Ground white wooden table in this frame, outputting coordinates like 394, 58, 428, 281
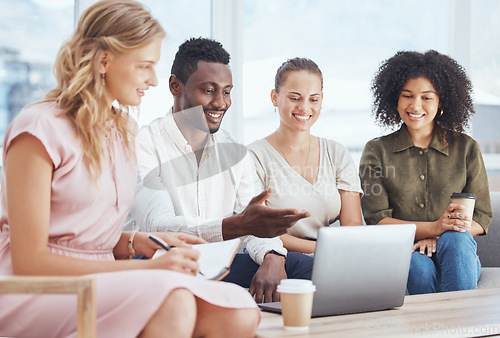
257, 288, 500, 337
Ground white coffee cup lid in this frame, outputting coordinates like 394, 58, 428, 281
277, 279, 316, 294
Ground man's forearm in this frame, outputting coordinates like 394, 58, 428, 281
221, 213, 246, 240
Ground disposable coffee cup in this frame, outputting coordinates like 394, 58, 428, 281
277, 279, 316, 331
450, 193, 476, 226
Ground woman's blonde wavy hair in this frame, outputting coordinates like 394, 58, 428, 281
45, 0, 165, 179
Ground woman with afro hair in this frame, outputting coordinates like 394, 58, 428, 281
359, 50, 492, 295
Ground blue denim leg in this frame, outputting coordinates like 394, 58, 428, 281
222, 254, 260, 288
435, 230, 481, 292
283, 252, 314, 280
407, 251, 438, 295
222, 252, 314, 288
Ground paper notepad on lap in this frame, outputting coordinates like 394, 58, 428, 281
152, 238, 241, 281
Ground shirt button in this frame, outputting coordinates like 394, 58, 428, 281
419, 203, 425, 209
419, 150, 424, 155
419, 175, 425, 181
185, 145, 192, 152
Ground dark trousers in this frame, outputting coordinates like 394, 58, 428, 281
222, 252, 314, 288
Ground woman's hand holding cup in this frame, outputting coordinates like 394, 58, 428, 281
434, 193, 476, 235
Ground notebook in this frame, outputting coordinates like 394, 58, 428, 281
153, 238, 240, 281
259, 224, 416, 317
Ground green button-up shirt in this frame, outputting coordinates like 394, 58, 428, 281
359, 124, 492, 233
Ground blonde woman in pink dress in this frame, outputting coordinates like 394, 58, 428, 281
0, 1, 259, 337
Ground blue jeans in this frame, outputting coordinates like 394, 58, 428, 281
407, 230, 481, 295
222, 252, 314, 288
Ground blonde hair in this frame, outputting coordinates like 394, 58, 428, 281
45, 0, 165, 178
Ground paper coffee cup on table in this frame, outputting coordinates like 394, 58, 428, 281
450, 193, 476, 226
277, 279, 316, 331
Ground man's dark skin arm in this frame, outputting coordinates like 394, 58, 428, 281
222, 187, 310, 303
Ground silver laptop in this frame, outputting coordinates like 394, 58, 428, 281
259, 224, 416, 317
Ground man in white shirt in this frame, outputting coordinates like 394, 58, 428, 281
129, 38, 314, 303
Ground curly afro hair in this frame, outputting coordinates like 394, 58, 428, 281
371, 50, 474, 140
171, 37, 230, 84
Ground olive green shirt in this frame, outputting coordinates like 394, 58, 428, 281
359, 125, 492, 233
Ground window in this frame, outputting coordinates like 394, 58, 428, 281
0, 0, 74, 141
470, 0, 500, 191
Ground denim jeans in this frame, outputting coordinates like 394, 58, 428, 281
406, 230, 481, 295
222, 252, 314, 288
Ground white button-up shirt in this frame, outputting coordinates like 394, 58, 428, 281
128, 109, 286, 264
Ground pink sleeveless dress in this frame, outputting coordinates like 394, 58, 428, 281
0, 102, 258, 338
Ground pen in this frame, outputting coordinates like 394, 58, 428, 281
149, 234, 205, 276
148, 234, 171, 251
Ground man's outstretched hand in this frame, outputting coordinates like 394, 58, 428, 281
222, 187, 310, 239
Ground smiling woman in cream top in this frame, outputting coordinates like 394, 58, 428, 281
248, 57, 363, 254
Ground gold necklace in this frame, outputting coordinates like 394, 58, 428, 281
275, 130, 311, 176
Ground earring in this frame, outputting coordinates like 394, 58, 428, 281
439, 108, 444, 117
100, 72, 106, 86
274, 107, 276, 113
